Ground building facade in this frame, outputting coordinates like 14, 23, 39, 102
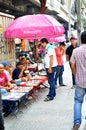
0, 0, 83, 64
45, 0, 76, 38
0, 12, 15, 66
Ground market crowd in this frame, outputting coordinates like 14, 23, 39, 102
0, 31, 86, 130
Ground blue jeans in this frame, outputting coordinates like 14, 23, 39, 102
46, 67, 56, 99
59, 65, 64, 85
74, 85, 86, 125
55, 66, 61, 85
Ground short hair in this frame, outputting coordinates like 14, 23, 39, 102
59, 42, 66, 46
70, 37, 76, 41
81, 31, 86, 44
16, 62, 23, 66
40, 38, 48, 43
20, 57, 26, 61
17, 54, 23, 58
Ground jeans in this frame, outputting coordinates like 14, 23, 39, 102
74, 85, 86, 125
55, 66, 61, 85
55, 65, 64, 85
59, 65, 64, 85
46, 67, 56, 99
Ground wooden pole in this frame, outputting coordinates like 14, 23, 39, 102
40, 0, 47, 14
33, 38, 38, 62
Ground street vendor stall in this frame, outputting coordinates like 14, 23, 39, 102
4, 14, 65, 62
2, 75, 48, 117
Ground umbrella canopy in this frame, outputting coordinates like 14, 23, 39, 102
28, 35, 66, 43
48, 35, 66, 42
4, 14, 65, 39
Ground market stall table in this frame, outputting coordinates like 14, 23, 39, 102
30, 76, 48, 88
28, 63, 37, 72
11, 86, 33, 93
26, 76, 48, 98
11, 86, 33, 109
2, 92, 26, 118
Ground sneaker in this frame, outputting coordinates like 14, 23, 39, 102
44, 97, 53, 102
59, 84, 66, 87
4, 111, 11, 117
72, 124, 80, 130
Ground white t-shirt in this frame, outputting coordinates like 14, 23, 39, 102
44, 44, 57, 68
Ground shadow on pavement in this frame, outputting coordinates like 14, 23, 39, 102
83, 124, 86, 130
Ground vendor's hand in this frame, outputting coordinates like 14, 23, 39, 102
9, 66, 12, 72
5, 86, 12, 92
22, 66, 26, 71
21, 77, 27, 82
27, 76, 31, 81
48, 68, 52, 73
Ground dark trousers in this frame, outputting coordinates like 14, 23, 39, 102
0, 91, 4, 130
55, 65, 64, 85
69, 63, 76, 86
0, 110, 4, 130
59, 65, 64, 85
46, 67, 56, 99
72, 73, 76, 85
55, 66, 61, 85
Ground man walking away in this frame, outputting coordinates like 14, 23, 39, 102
70, 31, 86, 130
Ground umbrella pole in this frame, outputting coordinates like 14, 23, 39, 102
33, 38, 38, 62
33, 39, 42, 75
33, 39, 39, 74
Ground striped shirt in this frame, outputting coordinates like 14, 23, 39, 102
70, 44, 86, 88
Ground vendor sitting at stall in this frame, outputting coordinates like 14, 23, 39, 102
1, 61, 15, 84
0, 64, 12, 92
20, 57, 29, 70
16, 53, 23, 63
12, 61, 28, 82
26, 52, 35, 64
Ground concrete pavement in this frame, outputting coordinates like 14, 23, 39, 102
4, 61, 86, 130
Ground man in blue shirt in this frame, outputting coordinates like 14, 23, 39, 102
12, 62, 25, 80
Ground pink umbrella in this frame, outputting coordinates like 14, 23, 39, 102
28, 35, 66, 43
4, 14, 65, 38
48, 35, 66, 42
